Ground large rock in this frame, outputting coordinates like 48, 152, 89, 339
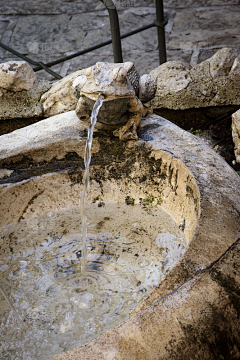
0, 60, 51, 120
0, 61, 36, 96
41, 69, 87, 117
232, 109, 240, 163
0, 80, 51, 120
149, 48, 240, 110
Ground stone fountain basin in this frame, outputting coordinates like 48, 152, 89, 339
0, 112, 240, 359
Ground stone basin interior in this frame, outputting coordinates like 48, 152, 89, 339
0, 136, 199, 360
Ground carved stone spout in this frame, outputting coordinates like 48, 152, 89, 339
73, 62, 156, 141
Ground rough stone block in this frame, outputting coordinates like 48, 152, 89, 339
149, 48, 240, 110
232, 109, 240, 163
0, 80, 51, 120
0, 61, 36, 96
41, 69, 87, 117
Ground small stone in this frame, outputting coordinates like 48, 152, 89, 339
0, 61, 37, 94
232, 109, 240, 163
139, 74, 157, 103
209, 47, 237, 78
0, 169, 14, 179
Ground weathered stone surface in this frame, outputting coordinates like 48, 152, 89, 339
150, 60, 191, 96
232, 109, 240, 163
149, 48, 240, 110
0, 111, 88, 164
41, 69, 87, 117
168, 6, 240, 65
0, 79, 51, 120
0, 0, 155, 15
0, 0, 238, 16
0, 61, 36, 96
164, 0, 239, 6
1, 112, 239, 359
209, 46, 237, 77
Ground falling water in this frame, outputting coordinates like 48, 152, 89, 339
79, 95, 104, 273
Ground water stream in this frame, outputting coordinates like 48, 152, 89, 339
80, 95, 104, 273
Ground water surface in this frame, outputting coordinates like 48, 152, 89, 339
0, 202, 186, 359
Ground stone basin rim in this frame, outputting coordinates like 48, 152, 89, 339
0, 112, 240, 359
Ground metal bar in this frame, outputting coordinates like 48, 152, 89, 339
33, 22, 156, 72
155, 0, 167, 64
0, 0, 167, 76
100, 0, 123, 63
120, 22, 156, 40
0, 42, 62, 79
